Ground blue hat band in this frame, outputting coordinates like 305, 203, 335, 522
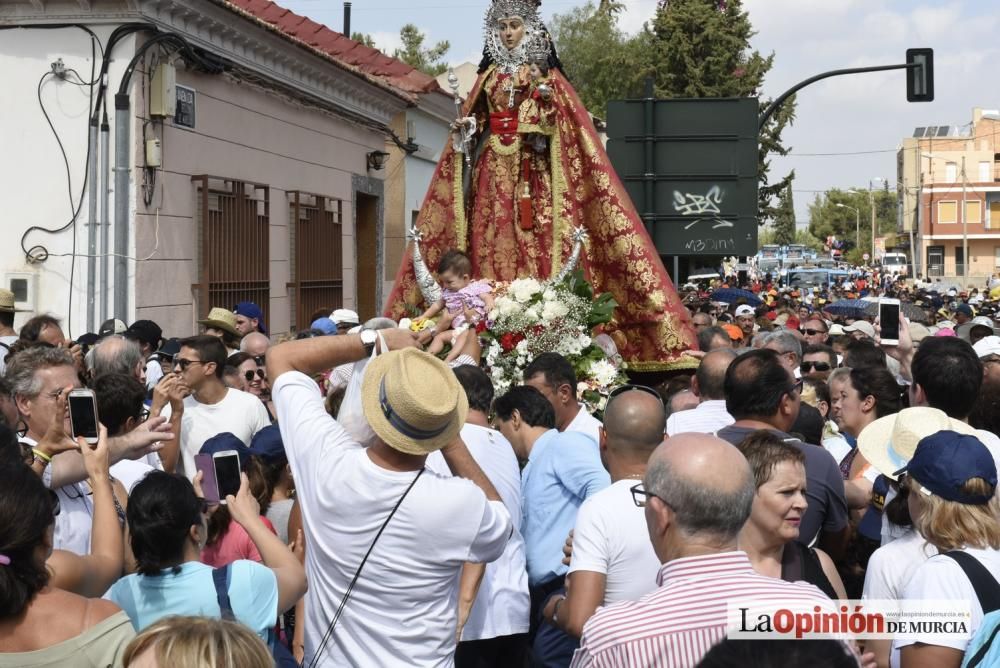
379, 378, 450, 441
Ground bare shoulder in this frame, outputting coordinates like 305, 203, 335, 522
84, 596, 125, 626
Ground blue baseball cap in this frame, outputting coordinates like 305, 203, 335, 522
310, 317, 338, 335
199, 432, 251, 469
895, 430, 997, 504
233, 302, 267, 335
248, 425, 287, 463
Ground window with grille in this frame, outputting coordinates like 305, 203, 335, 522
288, 191, 343, 331
192, 176, 270, 324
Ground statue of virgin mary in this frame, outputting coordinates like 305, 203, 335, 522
385, 0, 697, 370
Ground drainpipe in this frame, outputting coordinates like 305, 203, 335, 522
86, 119, 98, 332
114, 93, 130, 318
100, 110, 111, 321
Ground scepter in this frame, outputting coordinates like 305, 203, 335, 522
447, 69, 474, 167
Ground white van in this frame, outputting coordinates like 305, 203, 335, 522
881, 252, 908, 277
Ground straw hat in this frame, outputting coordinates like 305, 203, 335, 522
198, 307, 240, 338
857, 407, 976, 480
361, 347, 467, 455
0, 289, 25, 313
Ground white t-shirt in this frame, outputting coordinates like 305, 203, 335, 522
161, 388, 270, 477
110, 456, 160, 493
665, 399, 734, 437
895, 546, 1000, 654
426, 424, 530, 641
145, 358, 164, 391
565, 404, 602, 446
21, 435, 94, 556
273, 371, 511, 667
568, 479, 661, 605
863, 530, 937, 668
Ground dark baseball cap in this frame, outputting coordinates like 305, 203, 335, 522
199, 432, 251, 468
248, 425, 286, 463
956, 303, 974, 317
125, 320, 163, 348
894, 430, 998, 504
234, 302, 267, 335
99, 318, 127, 338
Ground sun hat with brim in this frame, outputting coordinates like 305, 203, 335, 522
361, 347, 468, 456
895, 430, 997, 504
844, 321, 875, 338
857, 407, 976, 481
0, 289, 28, 313
198, 307, 241, 338
957, 316, 999, 341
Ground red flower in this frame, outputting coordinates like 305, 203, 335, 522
500, 333, 517, 352
475, 320, 488, 334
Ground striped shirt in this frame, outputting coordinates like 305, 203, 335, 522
570, 551, 831, 667
665, 400, 734, 437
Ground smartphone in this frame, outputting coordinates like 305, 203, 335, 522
68, 388, 100, 445
194, 454, 220, 504
213, 450, 242, 502
879, 298, 901, 346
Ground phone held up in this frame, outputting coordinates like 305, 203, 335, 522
68, 388, 100, 445
195, 450, 242, 505
878, 298, 901, 346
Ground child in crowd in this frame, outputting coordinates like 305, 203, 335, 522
416, 250, 493, 363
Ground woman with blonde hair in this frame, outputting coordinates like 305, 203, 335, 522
122, 615, 271, 668
895, 430, 1000, 668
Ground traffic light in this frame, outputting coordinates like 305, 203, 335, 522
906, 48, 934, 102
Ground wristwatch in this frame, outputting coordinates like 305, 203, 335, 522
360, 329, 377, 356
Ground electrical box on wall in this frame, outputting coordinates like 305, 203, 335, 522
175, 85, 196, 128
5, 273, 37, 313
150, 62, 177, 118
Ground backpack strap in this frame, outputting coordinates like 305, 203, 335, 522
212, 565, 236, 621
942, 551, 1000, 614
967, 620, 1000, 668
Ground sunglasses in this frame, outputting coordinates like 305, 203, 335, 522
785, 379, 804, 397
800, 361, 832, 372
172, 356, 207, 370
244, 369, 266, 383
800, 328, 827, 336
608, 384, 664, 407
630, 482, 673, 509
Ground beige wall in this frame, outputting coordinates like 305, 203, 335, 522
132, 65, 387, 338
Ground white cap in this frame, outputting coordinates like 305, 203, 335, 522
734, 305, 756, 317
844, 321, 876, 338
330, 308, 360, 325
828, 323, 846, 336
973, 335, 1000, 358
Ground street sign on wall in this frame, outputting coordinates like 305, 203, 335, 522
606, 97, 759, 256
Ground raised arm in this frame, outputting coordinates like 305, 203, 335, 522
267, 328, 419, 381
227, 473, 307, 615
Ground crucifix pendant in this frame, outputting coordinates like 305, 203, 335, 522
506, 78, 516, 109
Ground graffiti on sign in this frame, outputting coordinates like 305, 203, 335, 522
673, 186, 734, 230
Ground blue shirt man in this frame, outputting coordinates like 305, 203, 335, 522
494, 385, 610, 666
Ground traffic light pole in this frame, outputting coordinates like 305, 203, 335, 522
759, 62, 921, 131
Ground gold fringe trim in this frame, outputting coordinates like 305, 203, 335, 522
550, 128, 567, 276
628, 356, 701, 372
453, 152, 467, 251
489, 133, 522, 156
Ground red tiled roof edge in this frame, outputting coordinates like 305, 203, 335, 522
217, 0, 444, 100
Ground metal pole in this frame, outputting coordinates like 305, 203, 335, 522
962, 156, 968, 286
114, 93, 131, 318
870, 187, 876, 262
86, 121, 98, 333
855, 209, 860, 251
100, 114, 111, 321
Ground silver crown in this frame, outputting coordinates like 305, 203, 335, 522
483, 0, 545, 74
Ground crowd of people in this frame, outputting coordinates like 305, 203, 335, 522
0, 268, 998, 668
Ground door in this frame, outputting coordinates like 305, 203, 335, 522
927, 246, 944, 277
355, 193, 378, 321
990, 201, 1000, 229
955, 246, 965, 277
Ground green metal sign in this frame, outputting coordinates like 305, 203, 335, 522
606, 97, 759, 256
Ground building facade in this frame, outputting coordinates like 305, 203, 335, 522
898, 108, 1000, 284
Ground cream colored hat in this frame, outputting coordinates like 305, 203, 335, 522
857, 406, 976, 480
361, 347, 467, 455
0, 289, 20, 313
198, 307, 240, 338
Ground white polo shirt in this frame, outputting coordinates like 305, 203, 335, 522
565, 404, 602, 446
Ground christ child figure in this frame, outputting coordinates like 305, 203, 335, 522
417, 249, 494, 362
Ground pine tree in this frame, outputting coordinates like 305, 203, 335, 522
642, 0, 795, 225
773, 184, 795, 246
393, 25, 450, 77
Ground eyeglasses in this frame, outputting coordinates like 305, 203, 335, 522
800, 328, 827, 336
195, 497, 210, 514
172, 356, 206, 371
253, 355, 265, 367
630, 482, 671, 509
785, 379, 804, 397
800, 361, 832, 372
139, 406, 151, 423
244, 369, 266, 383
608, 384, 664, 407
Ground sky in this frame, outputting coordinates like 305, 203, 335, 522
281, 0, 997, 226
